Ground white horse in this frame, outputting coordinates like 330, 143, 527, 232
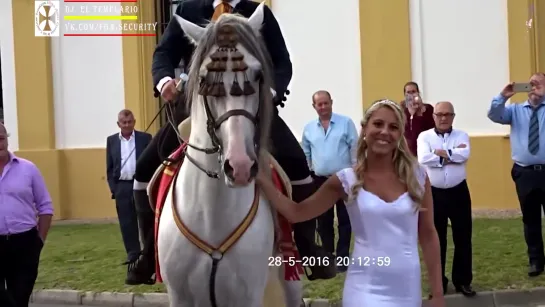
156, 4, 303, 307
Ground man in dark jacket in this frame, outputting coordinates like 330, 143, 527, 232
127, 0, 333, 285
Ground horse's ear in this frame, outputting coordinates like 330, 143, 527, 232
247, 2, 266, 32
174, 15, 205, 45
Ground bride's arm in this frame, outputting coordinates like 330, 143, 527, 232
256, 173, 345, 224
417, 176, 444, 297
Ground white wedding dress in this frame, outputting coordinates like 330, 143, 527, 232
336, 166, 426, 307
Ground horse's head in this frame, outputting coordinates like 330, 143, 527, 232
175, 2, 273, 187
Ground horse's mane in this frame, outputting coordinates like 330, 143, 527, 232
184, 13, 274, 156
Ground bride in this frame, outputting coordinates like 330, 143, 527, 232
256, 99, 445, 307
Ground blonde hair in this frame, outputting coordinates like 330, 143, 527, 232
350, 99, 424, 211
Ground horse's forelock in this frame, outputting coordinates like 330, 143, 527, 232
185, 13, 274, 156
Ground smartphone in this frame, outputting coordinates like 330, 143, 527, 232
512, 82, 532, 92
404, 95, 413, 108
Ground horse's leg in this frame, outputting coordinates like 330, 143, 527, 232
278, 263, 303, 307
166, 284, 192, 307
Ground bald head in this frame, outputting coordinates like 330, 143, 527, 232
433, 101, 455, 132
434, 101, 454, 113
0, 123, 6, 135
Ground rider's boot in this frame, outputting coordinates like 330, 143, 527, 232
290, 181, 337, 280
125, 186, 156, 285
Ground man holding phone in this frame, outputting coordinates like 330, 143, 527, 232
487, 72, 545, 277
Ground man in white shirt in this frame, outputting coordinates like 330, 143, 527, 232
417, 101, 476, 297
106, 109, 152, 281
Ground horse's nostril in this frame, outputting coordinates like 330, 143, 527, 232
223, 159, 234, 180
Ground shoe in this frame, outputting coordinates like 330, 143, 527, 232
121, 253, 140, 266
125, 257, 155, 285
126, 190, 156, 285
455, 285, 476, 297
305, 251, 337, 281
528, 263, 544, 277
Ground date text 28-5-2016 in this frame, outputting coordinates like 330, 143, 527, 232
268, 256, 391, 267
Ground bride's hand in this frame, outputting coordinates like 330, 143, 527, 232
255, 162, 271, 185
255, 168, 267, 185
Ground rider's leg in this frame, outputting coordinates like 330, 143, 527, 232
268, 113, 336, 282
127, 101, 189, 285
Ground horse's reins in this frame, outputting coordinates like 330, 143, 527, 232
182, 93, 260, 179
118, 77, 185, 175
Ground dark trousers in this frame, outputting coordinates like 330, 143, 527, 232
432, 180, 473, 287
511, 163, 545, 266
313, 175, 351, 259
115, 180, 141, 262
133, 101, 189, 272
0, 228, 44, 307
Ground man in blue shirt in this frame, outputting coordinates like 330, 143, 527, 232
302, 90, 358, 272
487, 72, 545, 277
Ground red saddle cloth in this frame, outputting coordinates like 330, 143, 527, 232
152, 144, 303, 283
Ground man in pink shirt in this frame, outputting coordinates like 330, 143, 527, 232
0, 123, 54, 307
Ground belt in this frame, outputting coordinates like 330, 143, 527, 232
518, 164, 545, 171
0, 227, 38, 240
315, 175, 331, 178
118, 179, 134, 182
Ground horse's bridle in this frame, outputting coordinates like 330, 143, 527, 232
183, 92, 261, 179
176, 24, 264, 179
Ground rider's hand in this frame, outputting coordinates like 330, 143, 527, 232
500, 82, 515, 99
161, 79, 178, 102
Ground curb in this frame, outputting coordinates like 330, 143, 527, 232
30, 287, 545, 306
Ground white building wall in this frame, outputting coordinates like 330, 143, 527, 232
0, 0, 19, 151
52, 22, 125, 148
409, 0, 510, 135
272, 0, 363, 140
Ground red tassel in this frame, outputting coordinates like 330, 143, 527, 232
154, 144, 188, 283
271, 167, 303, 281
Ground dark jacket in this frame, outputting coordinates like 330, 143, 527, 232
151, 0, 292, 102
106, 130, 152, 198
